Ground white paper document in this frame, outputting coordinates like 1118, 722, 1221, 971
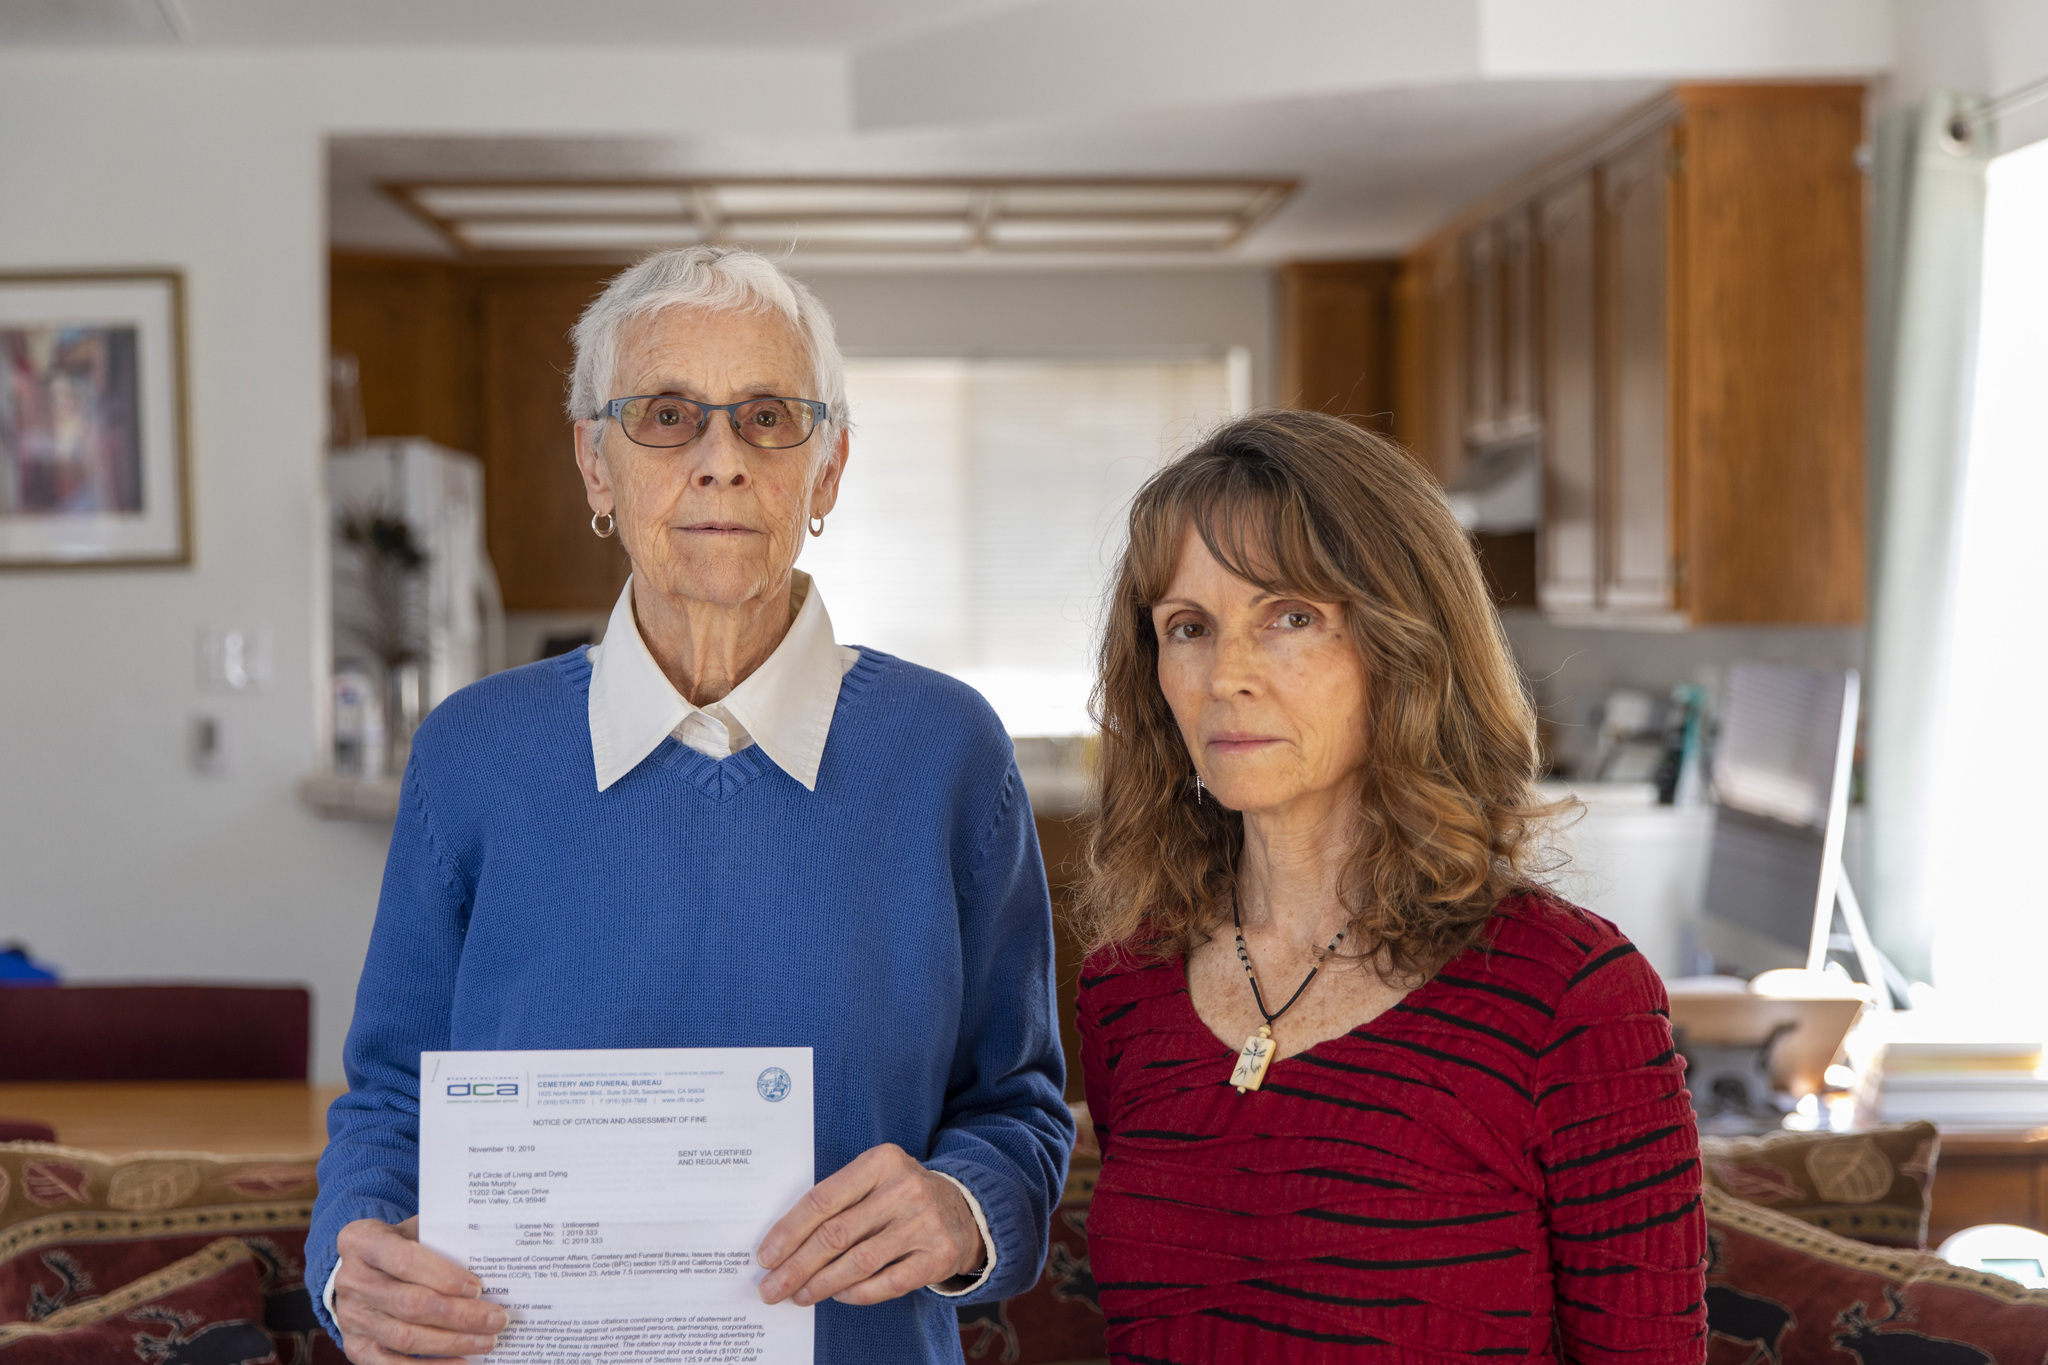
419, 1046, 815, 1365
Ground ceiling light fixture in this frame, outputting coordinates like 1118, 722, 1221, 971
453, 221, 705, 251
415, 187, 693, 218
384, 176, 1297, 260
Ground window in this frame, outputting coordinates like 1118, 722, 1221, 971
800, 354, 1247, 735
1926, 136, 2048, 1026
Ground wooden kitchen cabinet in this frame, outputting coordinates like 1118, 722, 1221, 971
1928, 1132, 2048, 1247
1460, 228, 1497, 442
332, 255, 625, 613
328, 254, 477, 455
1536, 173, 1599, 613
1391, 242, 1466, 486
1290, 252, 1537, 604
1496, 209, 1538, 437
1601, 124, 1676, 616
1277, 260, 1400, 432
474, 270, 632, 612
1398, 84, 1867, 626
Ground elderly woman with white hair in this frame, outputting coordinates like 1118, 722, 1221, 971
308, 247, 1073, 1364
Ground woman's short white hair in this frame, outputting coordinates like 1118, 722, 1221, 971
567, 247, 847, 441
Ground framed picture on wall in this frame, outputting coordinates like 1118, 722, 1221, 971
0, 270, 190, 569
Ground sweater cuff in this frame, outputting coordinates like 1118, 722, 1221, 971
925, 1170, 998, 1298
924, 1153, 1037, 1303
306, 1195, 413, 1342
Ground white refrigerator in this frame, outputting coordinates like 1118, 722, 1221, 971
327, 439, 503, 774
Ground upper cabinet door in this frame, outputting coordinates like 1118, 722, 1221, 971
1496, 207, 1537, 433
1395, 86, 1866, 629
1426, 245, 1466, 487
1600, 124, 1675, 614
1460, 227, 1497, 444
1537, 173, 1598, 614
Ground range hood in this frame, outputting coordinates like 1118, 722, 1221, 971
1444, 440, 1541, 534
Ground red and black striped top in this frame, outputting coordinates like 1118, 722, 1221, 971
1077, 892, 1706, 1363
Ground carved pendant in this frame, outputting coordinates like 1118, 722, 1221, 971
1230, 1026, 1275, 1093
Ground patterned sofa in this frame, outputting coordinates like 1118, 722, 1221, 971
6, 1111, 2044, 1364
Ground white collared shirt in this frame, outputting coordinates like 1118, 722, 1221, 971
588, 570, 860, 792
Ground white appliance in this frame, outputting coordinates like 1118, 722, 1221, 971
328, 439, 503, 713
1537, 781, 1712, 980
1938, 1224, 2048, 1289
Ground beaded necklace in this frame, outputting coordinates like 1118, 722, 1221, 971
1226, 899, 1346, 1094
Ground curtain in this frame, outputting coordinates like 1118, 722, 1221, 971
1923, 137, 2048, 1021
1861, 92, 1992, 982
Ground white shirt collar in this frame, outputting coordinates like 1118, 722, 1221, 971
587, 570, 856, 793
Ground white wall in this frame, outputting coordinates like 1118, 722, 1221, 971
0, 48, 847, 1084
1889, 0, 2048, 149
854, 0, 1891, 129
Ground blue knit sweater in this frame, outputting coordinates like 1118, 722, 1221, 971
308, 647, 1073, 1363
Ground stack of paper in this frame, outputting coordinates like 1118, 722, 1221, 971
1855, 1041, 2048, 1129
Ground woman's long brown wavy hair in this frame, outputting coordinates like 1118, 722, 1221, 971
1074, 409, 1561, 981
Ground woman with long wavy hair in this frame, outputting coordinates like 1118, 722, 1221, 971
1073, 410, 1704, 1363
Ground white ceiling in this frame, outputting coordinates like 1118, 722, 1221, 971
13, 0, 1892, 265
331, 79, 1665, 264
0, 0, 1036, 47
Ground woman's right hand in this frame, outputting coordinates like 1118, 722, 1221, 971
333, 1216, 507, 1363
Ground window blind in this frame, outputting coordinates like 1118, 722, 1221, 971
800, 356, 1238, 735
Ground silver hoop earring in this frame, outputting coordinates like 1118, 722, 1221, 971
808, 514, 825, 537
591, 510, 616, 539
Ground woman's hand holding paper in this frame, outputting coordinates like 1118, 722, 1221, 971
756, 1144, 984, 1308
333, 1216, 507, 1364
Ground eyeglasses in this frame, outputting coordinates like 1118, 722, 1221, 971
600, 395, 830, 451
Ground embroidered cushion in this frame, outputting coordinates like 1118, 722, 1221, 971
1705, 1184, 2048, 1363
0, 1238, 276, 1362
0, 1144, 339, 1363
1701, 1121, 1938, 1247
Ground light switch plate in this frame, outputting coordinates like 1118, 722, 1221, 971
198, 627, 271, 693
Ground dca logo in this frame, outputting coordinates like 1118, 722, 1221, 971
446, 1081, 519, 1099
